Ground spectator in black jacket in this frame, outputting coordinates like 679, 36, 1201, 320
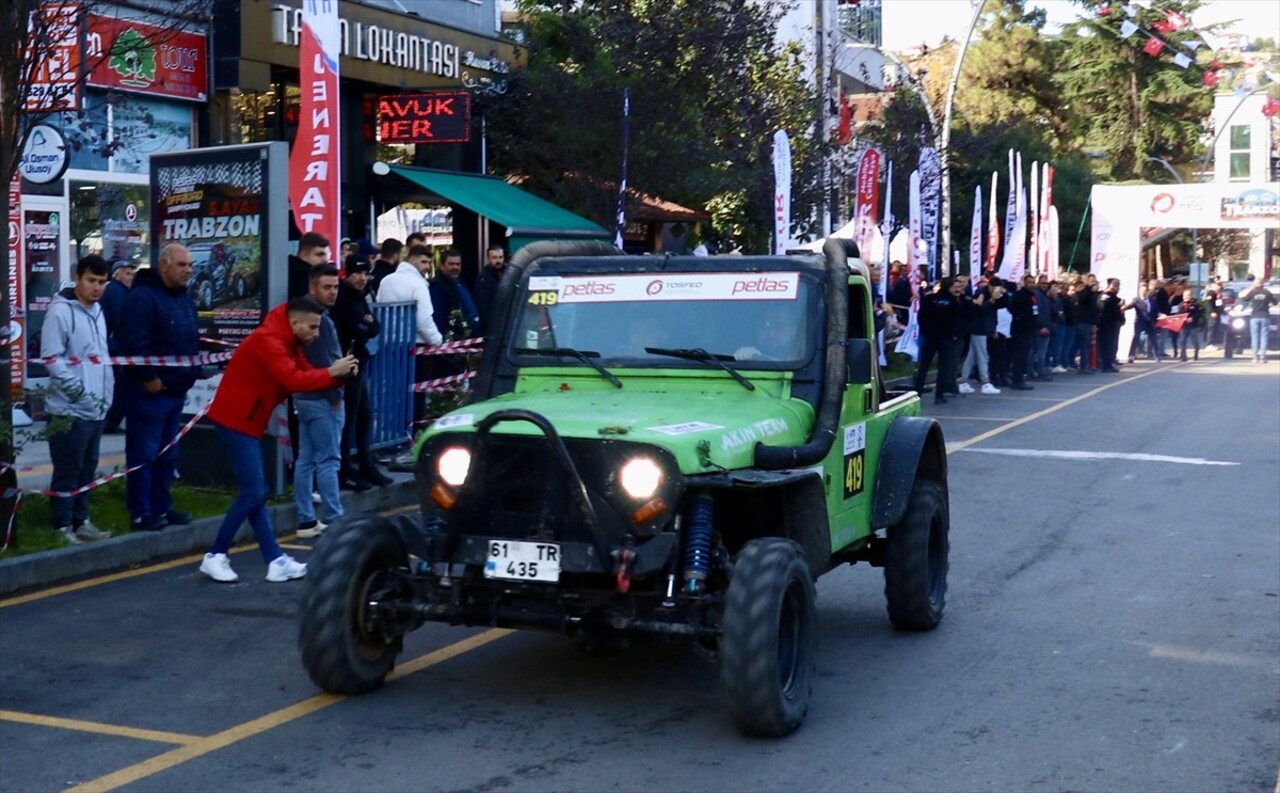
1030, 277, 1054, 380
1096, 278, 1125, 372
369, 237, 402, 297
332, 258, 391, 488
287, 232, 332, 299
100, 261, 133, 434
1073, 275, 1099, 373
1008, 274, 1037, 390
474, 244, 506, 332
913, 277, 965, 404
958, 278, 1008, 395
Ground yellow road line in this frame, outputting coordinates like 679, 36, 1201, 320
66, 629, 512, 793
946, 363, 1177, 454
0, 504, 418, 609
0, 710, 201, 746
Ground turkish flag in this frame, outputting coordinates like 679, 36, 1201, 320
1263, 98, 1280, 118
1203, 70, 1219, 87
1166, 10, 1188, 30
1152, 19, 1173, 34
1143, 37, 1166, 57
1155, 314, 1189, 333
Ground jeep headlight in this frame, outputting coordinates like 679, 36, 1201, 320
619, 457, 663, 499
437, 447, 472, 487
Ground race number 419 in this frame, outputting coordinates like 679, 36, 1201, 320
843, 423, 866, 499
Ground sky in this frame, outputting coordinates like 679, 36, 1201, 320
880, 0, 1280, 52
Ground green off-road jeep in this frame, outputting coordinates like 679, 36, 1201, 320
298, 240, 949, 737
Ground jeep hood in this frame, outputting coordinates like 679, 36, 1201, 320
419, 387, 815, 474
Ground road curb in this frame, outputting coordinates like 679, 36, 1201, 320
0, 479, 418, 596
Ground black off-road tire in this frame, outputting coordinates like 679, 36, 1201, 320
298, 516, 409, 694
720, 538, 817, 738
884, 479, 949, 631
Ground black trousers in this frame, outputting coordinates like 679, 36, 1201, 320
935, 338, 960, 397
1098, 323, 1121, 369
1010, 333, 1031, 383
341, 373, 373, 474
988, 336, 1009, 385
912, 338, 939, 394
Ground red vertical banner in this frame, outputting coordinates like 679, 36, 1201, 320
7, 175, 25, 400
288, 0, 342, 258
854, 147, 880, 255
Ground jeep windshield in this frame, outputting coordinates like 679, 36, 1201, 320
509, 270, 817, 370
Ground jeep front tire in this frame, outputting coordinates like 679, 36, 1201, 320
884, 479, 949, 631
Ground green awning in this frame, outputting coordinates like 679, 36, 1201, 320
388, 165, 609, 241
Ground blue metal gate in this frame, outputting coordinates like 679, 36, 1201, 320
366, 302, 416, 451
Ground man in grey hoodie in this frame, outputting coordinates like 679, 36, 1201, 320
41, 255, 114, 545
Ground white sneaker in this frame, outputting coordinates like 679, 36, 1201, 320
957, 382, 975, 394
981, 383, 1001, 395
74, 522, 111, 542
266, 554, 307, 582
1051, 366, 1068, 374
200, 552, 239, 583
58, 526, 82, 545
296, 519, 328, 539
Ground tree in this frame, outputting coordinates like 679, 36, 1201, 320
481, 0, 825, 253
0, 0, 208, 537
1056, 0, 1214, 181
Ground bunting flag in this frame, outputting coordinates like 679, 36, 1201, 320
1003, 150, 1017, 257
614, 87, 630, 249
1165, 10, 1188, 30
1263, 98, 1280, 118
1120, 19, 1139, 38
1122, 4, 1138, 19
1143, 37, 1166, 57
879, 160, 894, 304
1204, 70, 1219, 87
288, 0, 342, 255
1174, 52, 1192, 68
969, 184, 982, 277
986, 171, 1000, 272
1152, 19, 1173, 34
773, 130, 792, 255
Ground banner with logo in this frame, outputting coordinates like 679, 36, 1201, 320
773, 130, 792, 255
1003, 150, 1018, 253
1028, 161, 1039, 275
854, 147, 881, 256
919, 147, 941, 279
969, 184, 982, 276
288, 0, 342, 250
879, 160, 894, 303
7, 176, 24, 400
86, 14, 208, 101
986, 171, 999, 272
22, 207, 62, 380
151, 146, 281, 348
25, 4, 81, 112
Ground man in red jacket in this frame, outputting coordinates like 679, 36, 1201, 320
199, 297, 358, 583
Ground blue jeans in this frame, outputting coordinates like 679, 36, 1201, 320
294, 399, 345, 523
210, 424, 282, 563
1250, 318, 1270, 357
1058, 326, 1075, 369
47, 416, 104, 529
125, 392, 185, 521
1031, 333, 1050, 376
1047, 325, 1065, 367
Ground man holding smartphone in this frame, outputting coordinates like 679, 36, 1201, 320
294, 265, 346, 538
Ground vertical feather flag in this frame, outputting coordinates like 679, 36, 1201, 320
1003, 150, 1017, 253
614, 87, 630, 250
1047, 204, 1060, 281
1029, 161, 1040, 276
1039, 163, 1054, 276
288, 0, 342, 256
895, 170, 923, 361
969, 185, 982, 277
879, 160, 894, 304
920, 148, 941, 280
773, 130, 792, 255
986, 171, 999, 272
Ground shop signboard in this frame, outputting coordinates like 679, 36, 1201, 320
25, 3, 81, 112
7, 176, 24, 400
86, 14, 209, 102
150, 143, 289, 351
22, 208, 63, 379
378, 91, 470, 144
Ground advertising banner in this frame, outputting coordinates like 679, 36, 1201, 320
773, 130, 792, 255
151, 146, 275, 347
986, 171, 999, 272
25, 3, 81, 112
86, 14, 209, 102
22, 208, 62, 378
919, 147, 941, 279
854, 147, 881, 255
7, 176, 24, 400
378, 92, 470, 144
288, 0, 342, 249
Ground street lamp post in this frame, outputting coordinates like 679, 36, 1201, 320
938, 0, 984, 277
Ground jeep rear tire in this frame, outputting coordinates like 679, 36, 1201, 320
884, 479, 948, 631
720, 538, 816, 737
298, 516, 409, 694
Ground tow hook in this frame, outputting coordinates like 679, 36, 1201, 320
615, 548, 636, 593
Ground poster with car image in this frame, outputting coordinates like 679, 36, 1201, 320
150, 145, 274, 344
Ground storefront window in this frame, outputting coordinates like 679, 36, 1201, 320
47, 91, 193, 174
69, 181, 150, 266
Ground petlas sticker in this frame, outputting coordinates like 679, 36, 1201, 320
552, 272, 801, 304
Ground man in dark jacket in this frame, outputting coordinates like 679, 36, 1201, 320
332, 259, 391, 488
293, 265, 347, 536
1008, 274, 1037, 390
287, 232, 332, 299
1029, 277, 1054, 380
1074, 276, 1099, 373
1096, 278, 1125, 372
474, 244, 506, 331
1147, 277, 1171, 359
912, 277, 965, 404
369, 237, 402, 297
101, 261, 133, 434
117, 244, 201, 532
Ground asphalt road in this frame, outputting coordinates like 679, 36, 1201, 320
2, 357, 1277, 793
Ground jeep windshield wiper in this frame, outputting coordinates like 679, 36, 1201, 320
644, 347, 755, 391
514, 347, 623, 389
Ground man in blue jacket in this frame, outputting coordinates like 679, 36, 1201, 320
100, 261, 133, 434
117, 244, 201, 532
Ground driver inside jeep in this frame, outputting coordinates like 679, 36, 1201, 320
735, 305, 802, 361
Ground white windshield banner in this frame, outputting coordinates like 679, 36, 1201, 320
533, 272, 802, 304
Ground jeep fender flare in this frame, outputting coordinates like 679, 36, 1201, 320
871, 416, 947, 529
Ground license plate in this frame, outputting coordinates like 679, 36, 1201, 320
483, 540, 561, 583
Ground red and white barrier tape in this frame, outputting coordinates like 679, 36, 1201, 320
412, 337, 484, 356
29, 351, 234, 367
199, 336, 241, 348
410, 370, 476, 393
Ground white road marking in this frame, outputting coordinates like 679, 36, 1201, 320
960, 448, 1240, 466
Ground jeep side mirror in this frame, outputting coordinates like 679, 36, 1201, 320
847, 338, 872, 384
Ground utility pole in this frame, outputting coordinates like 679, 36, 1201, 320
938, 0, 984, 277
